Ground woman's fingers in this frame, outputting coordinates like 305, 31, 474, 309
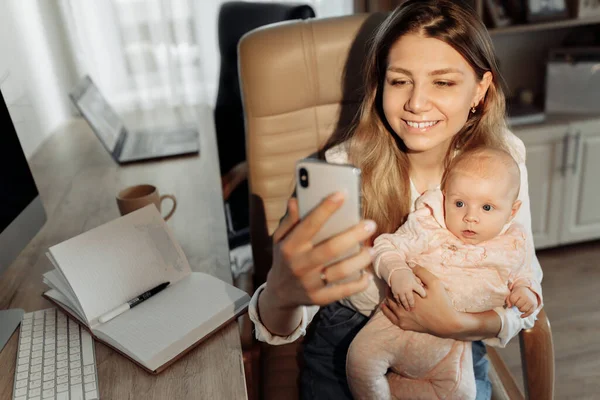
284, 192, 346, 249
412, 266, 440, 288
313, 220, 376, 266
302, 247, 373, 292
310, 271, 372, 305
305, 246, 374, 291
272, 198, 300, 244
385, 296, 402, 314
296, 224, 377, 273
317, 247, 374, 285
413, 281, 427, 298
385, 296, 413, 326
380, 303, 398, 325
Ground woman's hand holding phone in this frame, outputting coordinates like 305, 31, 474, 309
264, 193, 377, 309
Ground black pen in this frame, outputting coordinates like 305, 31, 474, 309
98, 282, 170, 323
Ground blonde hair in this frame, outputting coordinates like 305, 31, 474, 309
323, 0, 510, 236
441, 146, 521, 200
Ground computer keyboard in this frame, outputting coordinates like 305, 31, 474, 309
12, 308, 99, 400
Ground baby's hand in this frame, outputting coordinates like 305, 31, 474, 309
390, 269, 426, 311
508, 286, 538, 318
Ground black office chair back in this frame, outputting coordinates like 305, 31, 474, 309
214, 2, 315, 243
215, 1, 316, 176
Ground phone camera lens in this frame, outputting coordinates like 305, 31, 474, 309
299, 168, 309, 188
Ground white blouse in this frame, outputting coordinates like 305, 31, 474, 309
247, 131, 543, 348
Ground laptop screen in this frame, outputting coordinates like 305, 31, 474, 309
74, 81, 124, 152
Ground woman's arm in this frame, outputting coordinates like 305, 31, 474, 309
381, 266, 502, 341
456, 311, 503, 341
248, 283, 319, 344
248, 195, 376, 342
257, 285, 305, 336
253, 198, 308, 338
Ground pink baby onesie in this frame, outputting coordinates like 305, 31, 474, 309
346, 189, 542, 400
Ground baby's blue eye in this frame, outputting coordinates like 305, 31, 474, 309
483, 204, 493, 211
455, 201, 464, 208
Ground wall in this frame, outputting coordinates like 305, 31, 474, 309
492, 28, 577, 100
0, 0, 77, 158
0, 2, 43, 159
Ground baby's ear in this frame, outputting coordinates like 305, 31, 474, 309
509, 200, 522, 222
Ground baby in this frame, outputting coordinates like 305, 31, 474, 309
346, 147, 542, 400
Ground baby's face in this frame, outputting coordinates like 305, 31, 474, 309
444, 172, 518, 244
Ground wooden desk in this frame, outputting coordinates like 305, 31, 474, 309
0, 106, 248, 399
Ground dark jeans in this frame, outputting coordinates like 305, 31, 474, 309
300, 302, 492, 400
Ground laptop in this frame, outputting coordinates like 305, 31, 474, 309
69, 76, 199, 164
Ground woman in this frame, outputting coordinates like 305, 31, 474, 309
247, 1, 543, 399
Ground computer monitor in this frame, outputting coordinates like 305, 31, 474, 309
0, 89, 46, 351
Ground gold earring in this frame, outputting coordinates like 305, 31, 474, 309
471, 106, 476, 113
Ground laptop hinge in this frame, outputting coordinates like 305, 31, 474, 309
112, 128, 128, 159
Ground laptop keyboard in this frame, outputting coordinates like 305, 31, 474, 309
132, 135, 153, 155
130, 130, 198, 157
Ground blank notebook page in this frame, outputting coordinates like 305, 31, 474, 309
92, 272, 248, 370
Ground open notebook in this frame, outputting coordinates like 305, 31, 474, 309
42, 205, 250, 374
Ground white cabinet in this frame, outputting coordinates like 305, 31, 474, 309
514, 116, 600, 249
561, 119, 600, 244
517, 124, 567, 249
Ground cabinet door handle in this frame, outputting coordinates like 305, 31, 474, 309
561, 132, 570, 177
571, 131, 581, 174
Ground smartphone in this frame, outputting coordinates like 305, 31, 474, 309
296, 158, 362, 268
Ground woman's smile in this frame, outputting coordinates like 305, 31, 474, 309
403, 119, 440, 132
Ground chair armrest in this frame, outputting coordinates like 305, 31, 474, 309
234, 270, 255, 350
486, 346, 525, 400
486, 307, 554, 400
520, 308, 554, 400
222, 161, 248, 201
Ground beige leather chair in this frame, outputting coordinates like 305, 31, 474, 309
238, 13, 555, 400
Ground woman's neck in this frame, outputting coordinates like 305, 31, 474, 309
407, 145, 448, 194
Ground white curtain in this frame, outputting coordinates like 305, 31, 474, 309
59, 0, 353, 113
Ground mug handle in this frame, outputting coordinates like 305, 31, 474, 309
160, 194, 177, 221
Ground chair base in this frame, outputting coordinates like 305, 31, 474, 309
260, 341, 303, 400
